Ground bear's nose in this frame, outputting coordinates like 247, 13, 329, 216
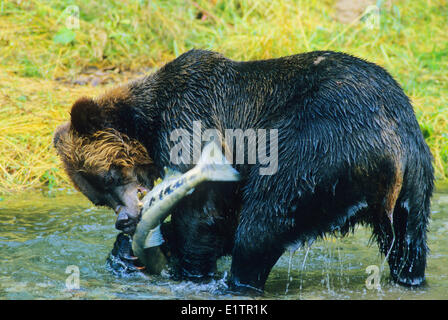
114, 206, 138, 235
115, 210, 130, 229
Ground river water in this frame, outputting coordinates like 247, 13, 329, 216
1, 186, 447, 300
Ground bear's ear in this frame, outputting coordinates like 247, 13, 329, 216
53, 121, 70, 148
70, 97, 103, 135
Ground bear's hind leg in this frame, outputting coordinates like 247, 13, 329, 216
388, 197, 430, 286
372, 193, 431, 287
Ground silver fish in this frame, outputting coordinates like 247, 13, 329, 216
132, 141, 240, 273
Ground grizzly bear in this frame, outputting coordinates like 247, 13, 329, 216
54, 49, 434, 293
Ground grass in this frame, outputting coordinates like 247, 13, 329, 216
0, 0, 447, 194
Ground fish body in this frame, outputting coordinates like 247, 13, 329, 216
132, 141, 240, 272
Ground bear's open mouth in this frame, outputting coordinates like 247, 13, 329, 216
135, 185, 153, 223
137, 186, 149, 202
112, 183, 153, 235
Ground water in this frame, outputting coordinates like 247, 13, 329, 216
1, 188, 447, 300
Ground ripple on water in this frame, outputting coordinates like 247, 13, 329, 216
0, 191, 447, 299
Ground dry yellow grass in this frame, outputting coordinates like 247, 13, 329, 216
0, 0, 447, 194
0, 71, 103, 193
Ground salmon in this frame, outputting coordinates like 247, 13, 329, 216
132, 141, 240, 273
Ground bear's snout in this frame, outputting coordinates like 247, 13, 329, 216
115, 208, 139, 235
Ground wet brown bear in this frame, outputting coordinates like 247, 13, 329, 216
54, 49, 434, 293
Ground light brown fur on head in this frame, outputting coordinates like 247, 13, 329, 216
54, 123, 151, 174
53, 120, 154, 234
52, 73, 154, 235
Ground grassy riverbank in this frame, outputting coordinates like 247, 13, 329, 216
0, 0, 446, 194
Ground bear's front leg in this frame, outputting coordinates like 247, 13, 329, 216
165, 183, 238, 281
228, 211, 287, 294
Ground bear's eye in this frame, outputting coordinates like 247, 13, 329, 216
103, 176, 131, 189
103, 167, 131, 187
103, 171, 121, 186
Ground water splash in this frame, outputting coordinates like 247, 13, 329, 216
298, 245, 311, 297
379, 217, 396, 291
285, 249, 296, 294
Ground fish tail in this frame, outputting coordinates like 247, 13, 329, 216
197, 141, 240, 182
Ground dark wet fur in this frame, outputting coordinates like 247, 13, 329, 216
57, 50, 434, 292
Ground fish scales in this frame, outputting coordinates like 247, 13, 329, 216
131, 141, 240, 273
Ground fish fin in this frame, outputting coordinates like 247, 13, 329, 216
143, 224, 165, 248
197, 141, 241, 182
163, 167, 182, 179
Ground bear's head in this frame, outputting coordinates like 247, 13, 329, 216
53, 93, 157, 235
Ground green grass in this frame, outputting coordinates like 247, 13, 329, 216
0, 0, 447, 194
